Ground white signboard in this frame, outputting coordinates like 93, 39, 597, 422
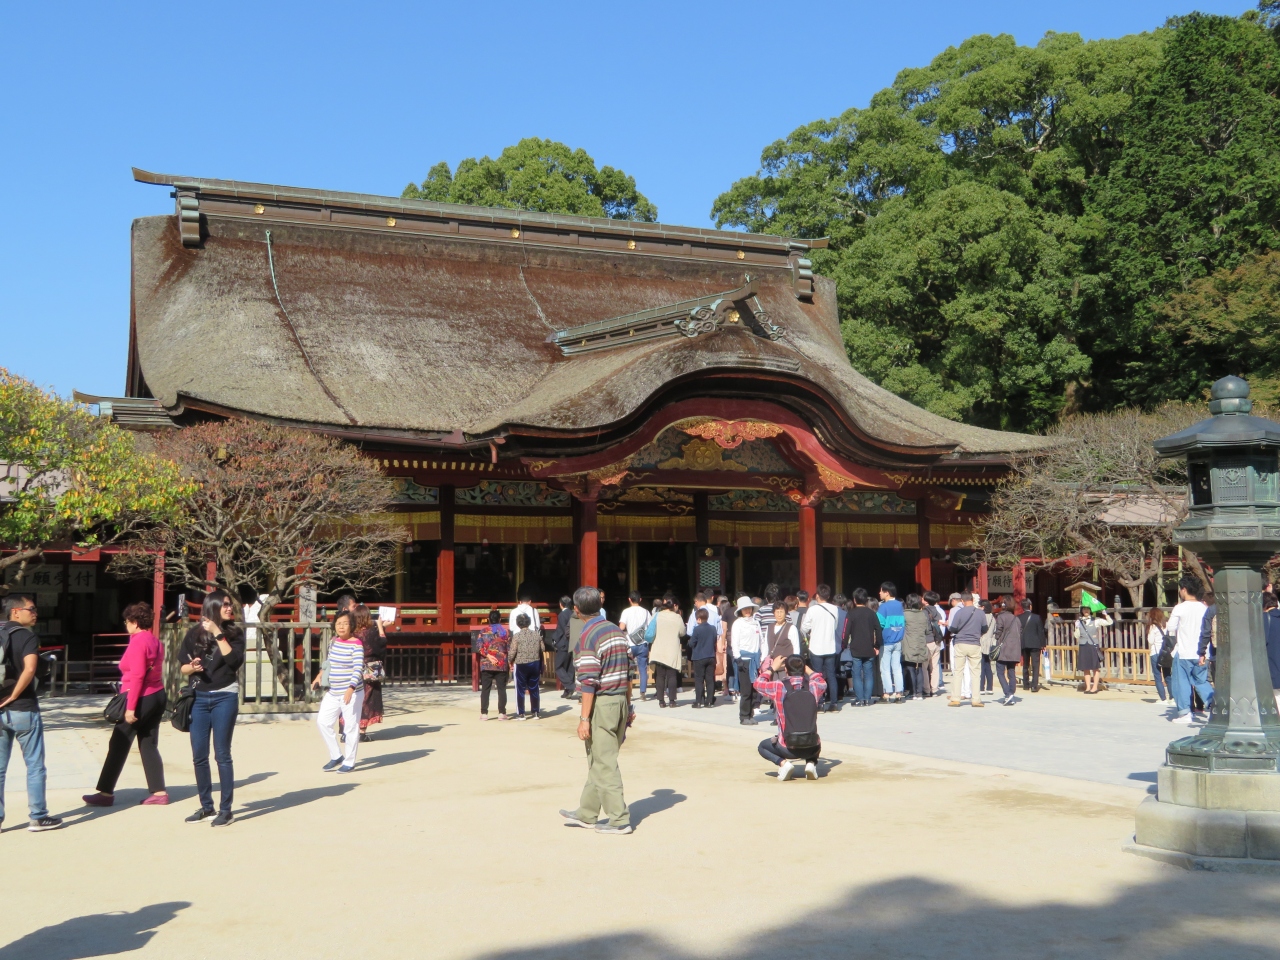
988, 569, 1036, 594
298, 586, 317, 624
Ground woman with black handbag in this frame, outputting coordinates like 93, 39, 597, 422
179, 591, 245, 827
82, 602, 168, 807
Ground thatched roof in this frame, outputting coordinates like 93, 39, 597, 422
126, 170, 1046, 462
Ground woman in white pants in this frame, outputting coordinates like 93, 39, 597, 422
313, 611, 365, 773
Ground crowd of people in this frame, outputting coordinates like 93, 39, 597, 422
2, 569, 1278, 835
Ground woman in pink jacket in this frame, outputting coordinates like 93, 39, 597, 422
82, 602, 169, 806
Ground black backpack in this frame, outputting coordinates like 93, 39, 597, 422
781, 675, 820, 750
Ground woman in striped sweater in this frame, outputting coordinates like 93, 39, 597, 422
313, 611, 365, 773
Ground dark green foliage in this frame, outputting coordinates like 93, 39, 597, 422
714, 8, 1280, 431
403, 138, 657, 222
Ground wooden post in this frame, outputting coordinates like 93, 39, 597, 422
1012, 560, 1027, 606
834, 546, 844, 596
694, 491, 709, 548
976, 561, 989, 599
152, 551, 165, 627
438, 485, 456, 631
394, 545, 405, 603
578, 493, 598, 588
204, 558, 217, 593
799, 501, 818, 595
627, 541, 638, 593
915, 509, 932, 593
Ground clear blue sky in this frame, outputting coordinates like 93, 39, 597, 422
0, 0, 1252, 398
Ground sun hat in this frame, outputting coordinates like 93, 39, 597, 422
735, 595, 756, 614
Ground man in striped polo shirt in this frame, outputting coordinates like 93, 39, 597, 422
560, 586, 635, 835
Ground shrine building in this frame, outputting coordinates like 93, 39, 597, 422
79, 168, 1048, 628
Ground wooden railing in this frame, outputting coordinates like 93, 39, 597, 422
262, 601, 554, 633
1046, 610, 1166, 686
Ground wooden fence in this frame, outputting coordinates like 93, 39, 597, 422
1045, 609, 1165, 686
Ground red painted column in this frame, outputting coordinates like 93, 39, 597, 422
204, 558, 217, 593
799, 501, 818, 596
915, 510, 932, 593
976, 561, 989, 599
152, 552, 165, 627
578, 493, 599, 588
1012, 560, 1027, 606
438, 484, 456, 632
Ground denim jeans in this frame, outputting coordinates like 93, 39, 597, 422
879, 642, 903, 695
1153, 663, 1169, 701
851, 657, 876, 701
631, 648, 649, 697
809, 653, 838, 707
189, 690, 238, 814
1172, 656, 1215, 717
0, 708, 48, 822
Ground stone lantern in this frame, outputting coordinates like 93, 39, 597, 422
1130, 376, 1280, 869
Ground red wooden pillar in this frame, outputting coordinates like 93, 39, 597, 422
578, 492, 599, 588
976, 560, 989, 599
152, 552, 165, 626
1012, 560, 1027, 606
915, 510, 932, 593
204, 558, 217, 593
438, 484, 456, 632
799, 501, 818, 596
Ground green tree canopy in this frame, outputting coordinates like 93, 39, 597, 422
0, 368, 192, 578
403, 138, 657, 221
1085, 12, 1280, 409
713, 29, 1162, 430
714, 9, 1280, 431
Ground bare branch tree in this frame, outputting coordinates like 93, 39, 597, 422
112, 420, 408, 621
973, 402, 1227, 606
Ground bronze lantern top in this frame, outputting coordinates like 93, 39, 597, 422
1154, 376, 1280, 458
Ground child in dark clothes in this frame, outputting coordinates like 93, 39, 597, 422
689, 608, 719, 708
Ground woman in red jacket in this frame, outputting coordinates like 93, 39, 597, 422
82, 602, 169, 806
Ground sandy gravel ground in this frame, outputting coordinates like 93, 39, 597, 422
3, 689, 1278, 960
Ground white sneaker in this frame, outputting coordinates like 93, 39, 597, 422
803, 762, 818, 781
778, 761, 797, 782
1170, 713, 1195, 724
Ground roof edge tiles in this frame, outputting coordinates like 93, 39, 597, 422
132, 168, 828, 280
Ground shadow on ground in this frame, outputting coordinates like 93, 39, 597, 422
629, 789, 686, 826
355, 749, 432, 771
52, 773, 280, 827
469, 875, 1280, 960
0, 900, 189, 959
234, 784, 357, 822
366, 724, 444, 741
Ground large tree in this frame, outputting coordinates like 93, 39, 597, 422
1085, 11, 1280, 410
973, 403, 1223, 607
0, 368, 190, 581
713, 29, 1162, 430
112, 420, 407, 621
713, 10, 1280, 429
403, 137, 657, 222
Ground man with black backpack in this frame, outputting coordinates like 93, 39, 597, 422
753, 654, 826, 782
0, 595, 63, 832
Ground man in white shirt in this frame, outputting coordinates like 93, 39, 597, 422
686, 592, 721, 636
1166, 575, 1215, 723
617, 590, 652, 702
800, 584, 841, 711
509, 590, 542, 637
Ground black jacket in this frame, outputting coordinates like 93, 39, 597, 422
551, 607, 572, 652
842, 606, 883, 659
179, 624, 246, 692
1016, 611, 1046, 649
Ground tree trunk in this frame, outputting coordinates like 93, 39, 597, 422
0, 548, 43, 583
1183, 551, 1213, 595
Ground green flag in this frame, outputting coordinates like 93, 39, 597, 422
1080, 589, 1107, 614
